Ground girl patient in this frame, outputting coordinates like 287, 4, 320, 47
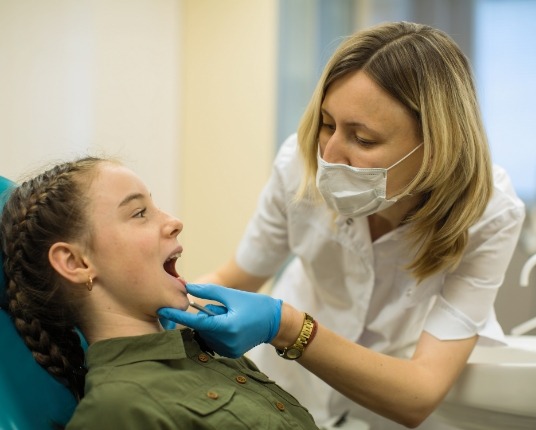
0, 157, 318, 429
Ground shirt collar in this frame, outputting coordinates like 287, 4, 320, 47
336, 213, 411, 243
86, 329, 190, 368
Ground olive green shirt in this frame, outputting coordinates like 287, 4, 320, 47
66, 329, 318, 430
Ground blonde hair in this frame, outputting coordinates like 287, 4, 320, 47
297, 21, 492, 281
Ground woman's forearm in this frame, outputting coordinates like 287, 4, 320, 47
272, 304, 476, 428
195, 258, 268, 292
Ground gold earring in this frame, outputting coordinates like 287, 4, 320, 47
86, 276, 93, 292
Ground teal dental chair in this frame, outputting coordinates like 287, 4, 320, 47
0, 175, 77, 430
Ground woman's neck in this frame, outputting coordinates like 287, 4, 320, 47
367, 193, 421, 241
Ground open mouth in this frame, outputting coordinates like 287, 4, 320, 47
164, 252, 181, 278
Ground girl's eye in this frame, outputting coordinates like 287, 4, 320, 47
134, 209, 147, 218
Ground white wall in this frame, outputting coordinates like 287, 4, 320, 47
0, 0, 181, 214
179, 0, 277, 279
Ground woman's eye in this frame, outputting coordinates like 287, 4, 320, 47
320, 122, 335, 131
354, 135, 375, 147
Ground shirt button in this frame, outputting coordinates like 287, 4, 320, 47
198, 353, 210, 363
235, 375, 247, 384
275, 401, 285, 411
207, 391, 219, 400
346, 218, 354, 225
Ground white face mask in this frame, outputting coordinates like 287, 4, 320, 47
316, 143, 423, 218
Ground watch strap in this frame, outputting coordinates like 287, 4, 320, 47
275, 313, 316, 360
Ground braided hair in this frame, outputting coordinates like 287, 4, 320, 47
0, 157, 105, 401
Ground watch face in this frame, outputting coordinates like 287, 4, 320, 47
286, 348, 302, 359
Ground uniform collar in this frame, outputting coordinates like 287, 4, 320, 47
336, 214, 412, 243
86, 329, 191, 368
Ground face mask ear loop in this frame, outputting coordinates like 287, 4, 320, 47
386, 142, 424, 171
385, 142, 424, 201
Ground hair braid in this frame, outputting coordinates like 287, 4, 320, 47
1, 157, 104, 401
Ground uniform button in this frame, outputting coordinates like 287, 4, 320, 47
346, 218, 354, 225
207, 391, 219, 400
235, 375, 247, 384
275, 401, 285, 411
198, 353, 210, 362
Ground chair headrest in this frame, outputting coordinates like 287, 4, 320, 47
0, 176, 15, 297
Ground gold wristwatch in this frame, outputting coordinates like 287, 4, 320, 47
276, 313, 315, 360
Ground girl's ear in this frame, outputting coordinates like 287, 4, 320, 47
49, 242, 91, 284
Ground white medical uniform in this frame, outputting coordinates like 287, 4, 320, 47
237, 134, 525, 429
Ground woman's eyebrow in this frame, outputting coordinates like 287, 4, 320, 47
321, 107, 380, 135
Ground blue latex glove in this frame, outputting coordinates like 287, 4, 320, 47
159, 317, 176, 330
158, 283, 282, 358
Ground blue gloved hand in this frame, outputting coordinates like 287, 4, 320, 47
158, 283, 282, 358
159, 317, 176, 330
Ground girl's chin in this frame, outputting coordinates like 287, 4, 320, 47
176, 278, 188, 294
168, 298, 190, 312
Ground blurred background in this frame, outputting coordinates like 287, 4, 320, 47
0, 0, 535, 334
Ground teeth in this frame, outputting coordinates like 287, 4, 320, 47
165, 252, 181, 262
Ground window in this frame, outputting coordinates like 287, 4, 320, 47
475, 0, 536, 204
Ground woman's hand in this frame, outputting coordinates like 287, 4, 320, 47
158, 283, 282, 358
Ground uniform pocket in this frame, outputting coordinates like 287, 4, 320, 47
176, 385, 235, 416
400, 272, 444, 308
238, 367, 304, 407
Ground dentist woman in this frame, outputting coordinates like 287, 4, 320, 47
159, 21, 525, 429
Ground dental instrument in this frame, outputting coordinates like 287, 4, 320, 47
189, 301, 217, 316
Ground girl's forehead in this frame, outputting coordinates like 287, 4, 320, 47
93, 163, 139, 185
89, 164, 148, 205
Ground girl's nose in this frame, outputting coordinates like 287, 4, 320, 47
165, 214, 183, 238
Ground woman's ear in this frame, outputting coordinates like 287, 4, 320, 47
49, 242, 91, 284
